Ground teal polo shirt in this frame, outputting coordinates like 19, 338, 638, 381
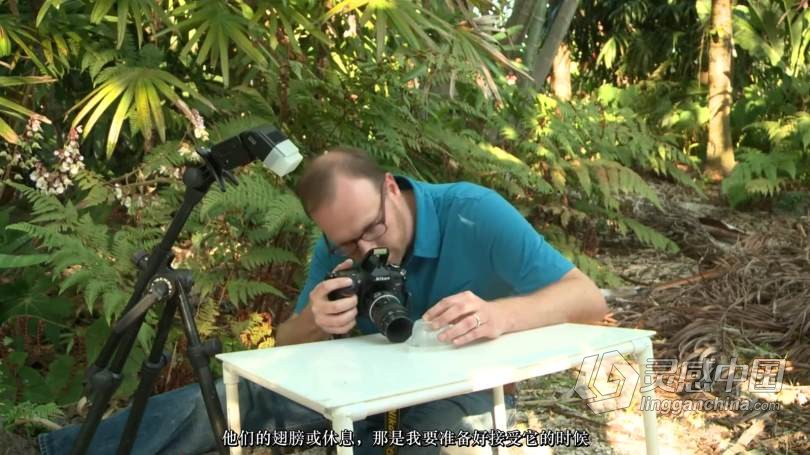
294, 176, 575, 335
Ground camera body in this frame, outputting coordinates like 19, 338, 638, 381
326, 247, 413, 343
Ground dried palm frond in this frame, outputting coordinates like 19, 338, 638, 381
611, 225, 810, 383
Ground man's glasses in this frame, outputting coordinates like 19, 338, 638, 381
323, 178, 388, 256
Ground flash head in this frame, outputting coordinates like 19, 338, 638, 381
209, 125, 302, 177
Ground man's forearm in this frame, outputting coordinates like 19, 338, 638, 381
491, 269, 608, 334
274, 306, 332, 346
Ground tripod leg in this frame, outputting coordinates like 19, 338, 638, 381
177, 283, 228, 455
70, 291, 164, 455
69, 369, 123, 455
69, 159, 219, 455
115, 292, 181, 455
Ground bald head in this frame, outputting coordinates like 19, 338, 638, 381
294, 147, 386, 217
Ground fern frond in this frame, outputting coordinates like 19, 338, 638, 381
84, 279, 109, 312
194, 297, 220, 337
6, 223, 78, 251
745, 177, 783, 196
587, 160, 662, 209
59, 269, 94, 294
239, 247, 300, 270
0, 401, 63, 426
621, 218, 680, 253
722, 148, 802, 206
141, 140, 188, 175
190, 270, 222, 300
226, 279, 285, 307
6, 182, 66, 223
73, 213, 111, 250
209, 116, 275, 144
101, 288, 130, 323
238, 312, 274, 349
49, 247, 100, 276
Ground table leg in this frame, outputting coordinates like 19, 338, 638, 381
492, 386, 507, 455
333, 414, 355, 455
492, 385, 507, 430
223, 365, 243, 455
634, 338, 659, 455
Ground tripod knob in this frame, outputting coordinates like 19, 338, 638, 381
133, 251, 149, 270
174, 269, 195, 290
202, 338, 223, 356
183, 166, 207, 189
141, 351, 172, 379
188, 338, 222, 371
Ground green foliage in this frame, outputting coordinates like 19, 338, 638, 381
726, 63, 810, 206
0, 267, 72, 325
498, 91, 698, 254
733, 0, 810, 77
1, 352, 82, 406
70, 44, 214, 157
0, 75, 53, 144
81, 317, 149, 397
0, 400, 63, 431
541, 225, 623, 288
88, 0, 174, 49
573, 1, 704, 84
190, 169, 307, 306
171, 0, 272, 87
4, 181, 134, 321
0, 207, 48, 269
723, 146, 809, 207
0, 207, 72, 325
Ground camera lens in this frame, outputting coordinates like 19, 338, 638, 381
367, 293, 413, 343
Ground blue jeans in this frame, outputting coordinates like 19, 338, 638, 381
38, 378, 516, 455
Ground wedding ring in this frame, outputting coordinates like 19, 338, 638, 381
473, 313, 482, 329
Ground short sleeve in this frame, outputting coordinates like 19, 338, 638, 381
471, 191, 574, 294
294, 236, 340, 314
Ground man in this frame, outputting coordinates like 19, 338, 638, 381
277, 147, 606, 347
38, 147, 606, 455
270, 146, 606, 452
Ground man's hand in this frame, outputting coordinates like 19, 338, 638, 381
420, 269, 608, 350
422, 290, 505, 347
309, 259, 358, 335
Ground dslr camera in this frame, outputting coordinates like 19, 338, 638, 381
326, 247, 413, 343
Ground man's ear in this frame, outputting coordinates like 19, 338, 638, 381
385, 173, 399, 195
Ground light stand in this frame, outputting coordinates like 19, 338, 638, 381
69, 126, 303, 455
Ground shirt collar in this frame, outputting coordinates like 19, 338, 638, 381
395, 175, 440, 259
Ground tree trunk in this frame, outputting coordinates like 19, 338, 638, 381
531, 0, 579, 91
706, 0, 735, 178
522, 0, 549, 72
551, 42, 572, 100
505, 0, 535, 49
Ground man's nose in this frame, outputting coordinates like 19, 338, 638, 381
355, 239, 377, 259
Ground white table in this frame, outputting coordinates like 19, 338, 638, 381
216, 323, 659, 454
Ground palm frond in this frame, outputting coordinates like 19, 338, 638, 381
68, 56, 213, 156
171, 0, 270, 87
89, 0, 176, 49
